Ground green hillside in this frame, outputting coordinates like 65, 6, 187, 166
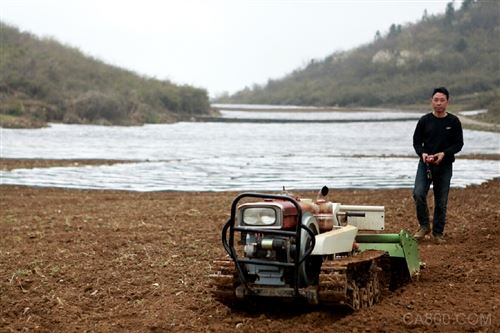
218, 0, 499, 121
0, 23, 210, 128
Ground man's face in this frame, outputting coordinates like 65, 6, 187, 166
431, 92, 449, 113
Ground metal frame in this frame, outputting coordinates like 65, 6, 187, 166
221, 192, 316, 297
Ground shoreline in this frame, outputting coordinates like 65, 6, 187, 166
2, 108, 499, 132
0, 158, 138, 171
2, 154, 499, 172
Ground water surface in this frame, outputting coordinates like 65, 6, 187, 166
1, 111, 499, 191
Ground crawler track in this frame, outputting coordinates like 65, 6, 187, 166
209, 250, 388, 309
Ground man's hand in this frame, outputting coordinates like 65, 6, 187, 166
423, 152, 444, 164
433, 152, 445, 165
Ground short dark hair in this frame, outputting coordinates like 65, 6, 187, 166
432, 87, 449, 100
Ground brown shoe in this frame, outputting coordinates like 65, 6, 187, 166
433, 234, 446, 244
414, 226, 431, 240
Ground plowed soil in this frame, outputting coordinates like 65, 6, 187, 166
1, 164, 498, 332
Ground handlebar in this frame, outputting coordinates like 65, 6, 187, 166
337, 211, 366, 218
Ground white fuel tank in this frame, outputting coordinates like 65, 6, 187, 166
339, 205, 385, 230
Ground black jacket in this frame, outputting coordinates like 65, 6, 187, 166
413, 112, 464, 164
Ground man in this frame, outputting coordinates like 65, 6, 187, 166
412, 87, 464, 243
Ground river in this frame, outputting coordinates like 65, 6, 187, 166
1, 109, 499, 191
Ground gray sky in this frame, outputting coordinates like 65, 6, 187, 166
1, 0, 456, 97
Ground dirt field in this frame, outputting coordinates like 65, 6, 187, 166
1, 165, 498, 332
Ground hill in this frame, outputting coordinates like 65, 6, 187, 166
217, 0, 499, 122
0, 23, 210, 128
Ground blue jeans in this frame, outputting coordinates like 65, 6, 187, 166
413, 160, 453, 236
